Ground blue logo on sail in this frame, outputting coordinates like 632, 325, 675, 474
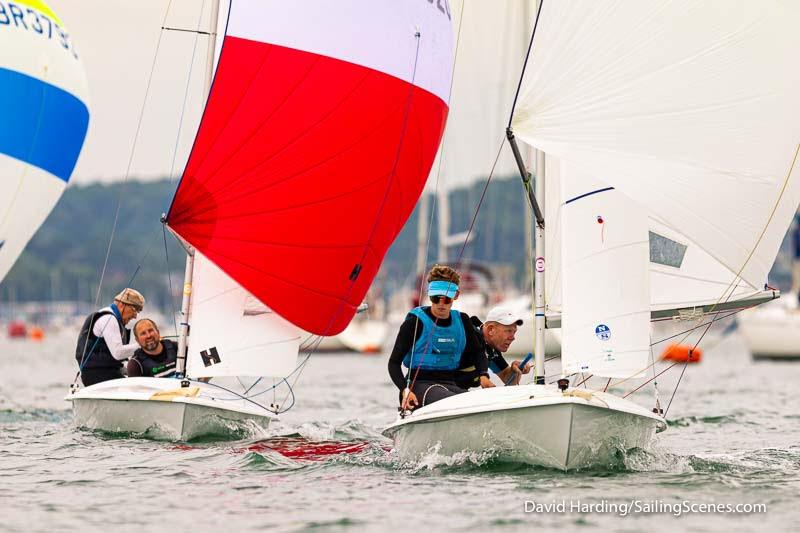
595, 324, 611, 341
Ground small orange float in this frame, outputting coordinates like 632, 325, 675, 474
29, 326, 45, 341
660, 343, 702, 363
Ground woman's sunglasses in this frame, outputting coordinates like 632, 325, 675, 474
430, 295, 453, 304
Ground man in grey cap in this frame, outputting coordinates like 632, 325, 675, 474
74, 288, 145, 386
457, 305, 532, 388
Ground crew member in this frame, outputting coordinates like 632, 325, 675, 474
457, 305, 532, 388
387, 265, 490, 411
75, 288, 144, 386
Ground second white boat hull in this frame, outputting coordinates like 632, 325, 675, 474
384, 385, 664, 470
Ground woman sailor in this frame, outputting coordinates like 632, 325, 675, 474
387, 265, 490, 411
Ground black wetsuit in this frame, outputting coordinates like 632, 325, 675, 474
387, 307, 487, 407
455, 316, 511, 389
127, 340, 178, 378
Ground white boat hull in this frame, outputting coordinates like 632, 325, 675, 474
384, 385, 665, 470
67, 378, 277, 441
738, 300, 800, 360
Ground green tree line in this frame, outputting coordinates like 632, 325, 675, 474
1, 176, 534, 311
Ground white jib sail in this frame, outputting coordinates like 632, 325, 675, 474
513, 1, 800, 292
186, 252, 300, 379
560, 165, 650, 379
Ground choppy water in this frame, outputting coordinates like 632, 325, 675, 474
1, 330, 799, 532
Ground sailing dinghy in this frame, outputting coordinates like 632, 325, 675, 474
384, 0, 800, 469
69, 0, 454, 440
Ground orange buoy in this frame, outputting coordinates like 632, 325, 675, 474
660, 343, 702, 363
29, 327, 45, 341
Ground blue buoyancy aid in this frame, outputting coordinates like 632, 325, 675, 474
402, 307, 466, 370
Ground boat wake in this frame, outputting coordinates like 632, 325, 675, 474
667, 413, 741, 427
0, 408, 69, 424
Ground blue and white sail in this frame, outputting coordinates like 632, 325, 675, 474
0, 0, 90, 282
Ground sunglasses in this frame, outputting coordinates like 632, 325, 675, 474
430, 295, 453, 304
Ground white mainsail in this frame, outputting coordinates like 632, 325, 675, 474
517, 1, 800, 320
185, 253, 300, 379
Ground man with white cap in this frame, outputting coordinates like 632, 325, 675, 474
457, 305, 532, 388
387, 264, 490, 411
74, 288, 145, 386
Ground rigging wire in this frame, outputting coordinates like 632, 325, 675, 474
507, 0, 544, 128
649, 142, 800, 411
403, 2, 467, 405
162, 225, 179, 337
91, 1, 177, 307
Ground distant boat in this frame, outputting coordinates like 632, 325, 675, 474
385, 1, 800, 469
68, 0, 454, 439
7, 320, 26, 339
738, 297, 800, 361
0, 1, 90, 284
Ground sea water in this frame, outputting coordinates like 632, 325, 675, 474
0, 329, 798, 532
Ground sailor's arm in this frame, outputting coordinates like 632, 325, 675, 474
387, 317, 417, 390
93, 315, 138, 361
126, 357, 143, 377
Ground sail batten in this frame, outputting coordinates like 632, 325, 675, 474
168, 1, 453, 335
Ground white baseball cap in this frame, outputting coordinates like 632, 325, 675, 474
485, 306, 524, 326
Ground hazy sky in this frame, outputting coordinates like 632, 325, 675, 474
50, 1, 531, 187
49, 0, 219, 185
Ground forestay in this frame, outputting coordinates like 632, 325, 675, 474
514, 1, 800, 297
167, 0, 454, 336
0, 0, 90, 282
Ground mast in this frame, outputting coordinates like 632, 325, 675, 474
533, 149, 545, 384
176, 0, 221, 379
